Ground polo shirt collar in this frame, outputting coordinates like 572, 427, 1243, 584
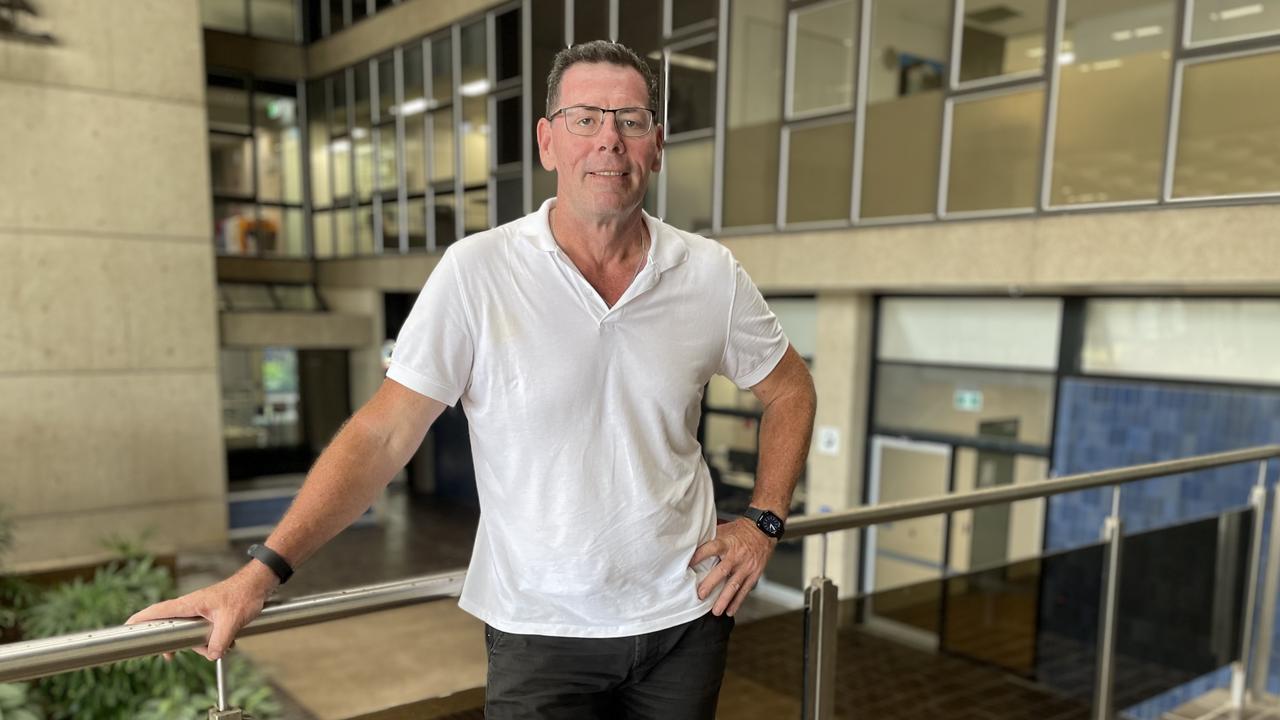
519, 197, 689, 274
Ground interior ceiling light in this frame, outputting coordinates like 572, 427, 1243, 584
1211, 3, 1264, 21
395, 98, 430, 116
1134, 24, 1163, 37
459, 79, 491, 97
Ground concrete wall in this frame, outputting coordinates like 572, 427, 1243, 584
0, 0, 225, 570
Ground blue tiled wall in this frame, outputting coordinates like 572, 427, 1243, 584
1048, 377, 1280, 718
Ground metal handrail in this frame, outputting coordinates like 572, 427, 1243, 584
2, 444, 1278, 686
787, 444, 1280, 539
0, 570, 465, 683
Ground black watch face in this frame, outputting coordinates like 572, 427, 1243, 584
759, 511, 783, 537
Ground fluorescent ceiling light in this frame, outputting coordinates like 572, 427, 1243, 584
667, 52, 716, 73
1058, 51, 1076, 64
350, 127, 369, 139
1111, 29, 1134, 41
1091, 59, 1124, 71
331, 138, 351, 152
459, 79, 491, 97
1026, 47, 1045, 58
395, 98, 430, 116
1134, 25, 1163, 37
1213, 3, 1264, 21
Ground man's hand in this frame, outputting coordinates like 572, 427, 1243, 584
125, 561, 279, 661
689, 518, 777, 617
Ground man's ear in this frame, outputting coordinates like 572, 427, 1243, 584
536, 117, 556, 172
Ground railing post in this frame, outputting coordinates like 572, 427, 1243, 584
1093, 487, 1124, 720
803, 575, 838, 720
208, 656, 244, 719
1251, 459, 1279, 701
1236, 464, 1269, 707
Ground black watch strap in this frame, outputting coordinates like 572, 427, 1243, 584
744, 506, 785, 539
247, 543, 294, 584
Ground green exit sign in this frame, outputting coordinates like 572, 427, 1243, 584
954, 388, 983, 412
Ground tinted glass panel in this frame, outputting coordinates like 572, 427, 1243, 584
1173, 50, 1280, 198
496, 95, 522, 166
464, 188, 488, 234
723, 0, 784, 228
1189, 0, 1280, 44
462, 96, 489, 185
431, 34, 454, 103
405, 114, 427, 193
958, 0, 1050, 83
208, 80, 250, 133
574, 0, 610, 43
406, 197, 427, 249
434, 192, 457, 245
947, 88, 1045, 213
307, 79, 332, 207
313, 209, 334, 257
376, 125, 398, 194
496, 9, 522, 81
786, 119, 853, 223
210, 133, 254, 196
667, 40, 716, 134
874, 363, 1055, 446
496, 176, 523, 224
790, 0, 858, 115
461, 21, 487, 87
664, 139, 713, 232
381, 198, 400, 251
377, 54, 395, 122
353, 62, 373, 129
329, 73, 349, 137
673, 0, 717, 29
254, 89, 302, 204
431, 108, 455, 182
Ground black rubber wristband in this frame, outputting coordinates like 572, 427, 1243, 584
247, 543, 294, 584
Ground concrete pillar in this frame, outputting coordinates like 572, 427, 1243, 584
803, 293, 874, 598
0, 1, 225, 570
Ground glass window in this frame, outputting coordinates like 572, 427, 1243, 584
464, 188, 488, 234
375, 0, 394, 11
431, 108, 455, 182
789, 0, 858, 116
1173, 50, 1280, 198
1083, 299, 1280, 385
1189, 0, 1280, 44
574, 0, 610, 43
434, 192, 457, 245
861, 0, 947, 219
673, 0, 717, 30
210, 133, 254, 197
307, 80, 332, 207
353, 62, 373, 130
354, 131, 374, 201
496, 9, 522, 82
957, 0, 1051, 84
404, 44, 426, 107
313, 210, 334, 257
329, 0, 347, 33
946, 88, 1045, 213
221, 284, 276, 310
376, 124, 398, 193
496, 176, 523, 224
202, 0, 247, 34
251, 0, 297, 41
220, 348, 302, 450
259, 206, 306, 256
381, 199, 401, 252
305, 0, 323, 41
208, 78, 251, 133
405, 114, 427, 193
663, 139, 713, 233
431, 33, 454, 103
351, 0, 369, 23
879, 298, 1062, 370
333, 137, 352, 201
357, 205, 375, 254
406, 197, 427, 249
273, 285, 320, 311
874, 364, 1056, 447
496, 95, 522, 166
786, 119, 853, 224
1049, 0, 1174, 206
462, 96, 489, 185
214, 202, 255, 254
667, 40, 716, 135
461, 21, 488, 90
619, 0, 663, 81
703, 414, 760, 491
329, 73, 349, 137
376, 54, 395, 122
254, 88, 302, 204
723, 0, 784, 228
335, 206, 355, 255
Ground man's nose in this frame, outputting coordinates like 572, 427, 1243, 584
596, 113, 625, 152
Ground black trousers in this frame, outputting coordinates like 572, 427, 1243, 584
484, 612, 735, 719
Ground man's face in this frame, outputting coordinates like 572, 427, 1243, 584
536, 62, 663, 222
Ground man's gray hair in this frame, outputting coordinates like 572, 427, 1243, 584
545, 40, 659, 116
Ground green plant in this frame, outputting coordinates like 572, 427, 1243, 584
0, 682, 45, 720
0, 507, 35, 633
19, 544, 280, 720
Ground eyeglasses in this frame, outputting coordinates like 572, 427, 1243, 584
548, 105, 656, 137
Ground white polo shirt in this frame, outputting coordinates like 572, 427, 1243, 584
387, 198, 788, 638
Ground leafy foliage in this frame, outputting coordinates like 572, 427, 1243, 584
2, 527, 280, 720
0, 682, 45, 720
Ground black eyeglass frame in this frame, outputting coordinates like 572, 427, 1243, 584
546, 105, 659, 137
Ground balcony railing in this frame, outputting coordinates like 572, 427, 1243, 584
3, 445, 1279, 719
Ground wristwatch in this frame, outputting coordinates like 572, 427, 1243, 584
247, 543, 294, 584
744, 507, 785, 540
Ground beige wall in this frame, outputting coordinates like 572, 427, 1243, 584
0, 0, 225, 570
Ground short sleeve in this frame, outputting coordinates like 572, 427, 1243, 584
717, 260, 789, 389
385, 249, 475, 405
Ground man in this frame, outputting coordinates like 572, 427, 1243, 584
130, 41, 816, 719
